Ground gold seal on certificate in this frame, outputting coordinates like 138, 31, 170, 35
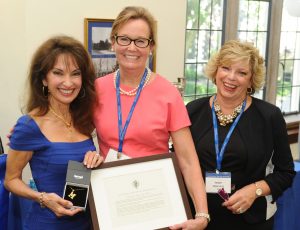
89, 153, 192, 230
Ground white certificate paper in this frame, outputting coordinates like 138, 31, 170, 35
89, 154, 191, 230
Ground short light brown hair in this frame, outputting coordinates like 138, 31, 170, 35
110, 6, 156, 48
205, 40, 265, 94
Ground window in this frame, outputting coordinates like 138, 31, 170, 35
184, 0, 300, 115
237, 0, 270, 99
277, 6, 300, 114
184, 0, 225, 102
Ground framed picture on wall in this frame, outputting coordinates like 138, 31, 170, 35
84, 18, 156, 78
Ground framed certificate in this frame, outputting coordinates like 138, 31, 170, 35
89, 153, 192, 230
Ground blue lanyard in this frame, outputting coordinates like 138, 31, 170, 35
212, 96, 246, 171
116, 68, 148, 153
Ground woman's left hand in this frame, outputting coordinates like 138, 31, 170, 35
169, 218, 208, 230
83, 150, 103, 168
222, 184, 256, 214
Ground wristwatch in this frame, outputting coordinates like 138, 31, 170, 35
255, 182, 263, 197
195, 212, 211, 223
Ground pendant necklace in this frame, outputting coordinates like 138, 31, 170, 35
68, 186, 86, 199
49, 106, 72, 130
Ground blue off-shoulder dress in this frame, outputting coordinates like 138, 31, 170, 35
9, 115, 96, 230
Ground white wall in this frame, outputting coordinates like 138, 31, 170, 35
0, 0, 187, 153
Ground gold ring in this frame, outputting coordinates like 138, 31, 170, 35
237, 207, 244, 214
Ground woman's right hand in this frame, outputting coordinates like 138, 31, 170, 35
169, 217, 208, 230
42, 192, 83, 217
83, 150, 103, 168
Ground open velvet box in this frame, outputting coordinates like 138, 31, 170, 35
63, 160, 91, 210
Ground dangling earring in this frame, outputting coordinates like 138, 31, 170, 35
247, 87, 253, 95
212, 77, 216, 84
149, 51, 153, 63
78, 88, 86, 99
42, 85, 48, 97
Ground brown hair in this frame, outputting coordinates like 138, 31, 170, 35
205, 40, 265, 94
110, 6, 156, 48
25, 35, 96, 135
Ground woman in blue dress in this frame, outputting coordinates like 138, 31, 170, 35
5, 36, 103, 230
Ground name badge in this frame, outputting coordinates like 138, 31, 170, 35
205, 171, 231, 194
104, 148, 131, 163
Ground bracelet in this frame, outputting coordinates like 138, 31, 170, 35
195, 212, 211, 223
39, 192, 46, 208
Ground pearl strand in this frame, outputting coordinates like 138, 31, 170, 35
113, 67, 152, 96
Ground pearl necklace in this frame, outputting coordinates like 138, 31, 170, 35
214, 100, 244, 126
49, 106, 72, 129
113, 67, 152, 96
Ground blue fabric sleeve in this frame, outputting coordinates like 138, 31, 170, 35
10, 115, 47, 151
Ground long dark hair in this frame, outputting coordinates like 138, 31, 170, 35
26, 35, 96, 136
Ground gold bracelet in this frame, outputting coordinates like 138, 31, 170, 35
39, 192, 46, 208
195, 212, 211, 223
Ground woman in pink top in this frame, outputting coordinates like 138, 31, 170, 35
94, 6, 209, 229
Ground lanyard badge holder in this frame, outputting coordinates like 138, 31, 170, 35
206, 97, 246, 196
115, 68, 147, 159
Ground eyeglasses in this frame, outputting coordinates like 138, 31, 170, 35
114, 35, 152, 48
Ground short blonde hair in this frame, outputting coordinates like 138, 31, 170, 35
110, 6, 156, 48
205, 40, 265, 94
